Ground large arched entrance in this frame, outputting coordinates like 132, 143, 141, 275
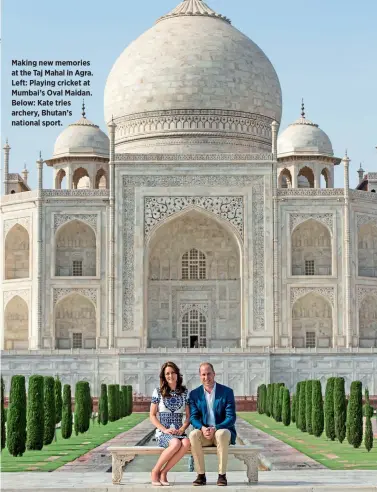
146, 209, 241, 348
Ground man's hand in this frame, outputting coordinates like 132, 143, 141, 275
202, 426, 215, 440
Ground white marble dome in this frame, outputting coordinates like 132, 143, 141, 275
104, 0, 282, 153
53, 116, 109, 158
278, 115, 333, 157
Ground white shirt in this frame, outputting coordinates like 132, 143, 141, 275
204, 383, 216, 427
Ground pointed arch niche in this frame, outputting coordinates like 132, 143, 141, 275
4, 296, 29, 349
292, 293, 333, 348
358, 222, 377, 277
145, 208, 242, 349
359, 293, 377, 348
5, 224, 30, 279
54, 293, 97, 349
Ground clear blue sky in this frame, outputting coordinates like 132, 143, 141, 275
1, 0, 376, 191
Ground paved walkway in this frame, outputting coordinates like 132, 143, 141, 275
2, 470, 377, 490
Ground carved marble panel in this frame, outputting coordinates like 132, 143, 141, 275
4, 216, 30, 235
53, 288, 98, 306
4, 295, 28, 349
358, 221, 377, 277
4, 289, 30, 307
290, 213, 333, 233
290, 287, 335, 307
4, 223, 30, 279
54, 213, 98, 233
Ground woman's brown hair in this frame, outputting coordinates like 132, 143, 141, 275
159, 361, 186, 398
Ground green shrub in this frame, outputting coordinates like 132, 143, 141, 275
334, 377, 346, 443
43, 376, 56, 445
74, 381, 90, 435
346, 381, 363, 448
312, 380, 324, 437
99, 384, 108, 425
266, 384, 272, 417
324, 377, 336, 441
7, 375, 26, 457
26, 375, 44, 450
295, 383, 301, 428
299, 381, 307, 432
257, 385, 261, 414
1, 376, 5, 451
291, 394, 296, 423
364, 411, 373, 452
260, 384, 267, 414
282, 388, 291, 426
120, 386, 127, 417
363, 388, 374, 418
61, 384, 72, 439
276, 385, 284, 422
108, 384, 118, 422
126, 385, 133, 415
120, 390, 125, 418
54, 376, 62, 425
305, 380, 313, 435
273, 383, 284, 421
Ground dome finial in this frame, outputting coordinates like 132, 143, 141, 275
82, 99, 86, 118
301, 98, 305, 119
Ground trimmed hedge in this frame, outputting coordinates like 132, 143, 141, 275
99, 384, 109, 425
305, 380, 313, 435
291, 394, 296, 423
7, 375, 26, 457
74, 381, 91, 435
108, 384, 118, 422
126, 385, 133, 416
121, 386, 128, 418
312, 380, 324, 437
324, 377, 336, 441
299, 381, 307, 432
363, 388, 374, 418
295, 382, 301, 428
26, 375, 44, 450
282, 387, 291, 426
61, 384, 72, 439
43, 376, 56, 445
364, 411, 374, 452
346, 380, 363, 448
1, 376, 5, 451
55, 376, 63, 425
260, 384, 267, 415
276, 385, 284, 422
266, 384, 272, 417
334, 377, 346, 443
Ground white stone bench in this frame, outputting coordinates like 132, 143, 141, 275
108, 445, 261, 485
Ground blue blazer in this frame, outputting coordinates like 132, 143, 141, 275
189, 382, 237, 445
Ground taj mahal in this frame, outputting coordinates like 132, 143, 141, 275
1, 0, 377, 396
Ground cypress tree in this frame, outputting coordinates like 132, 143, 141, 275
99, 384, 109, 425
325, 377, 336, 440
312, 380, 324, 437
270, 384, 275, 418
74, 381, 90, 435
1, 376, 5, 451
120, 390, 125, 418
26, 375, 44, 450
257, 385, 261, 413
291, 394, 296, 423
273, 383, 283, 421
282, 388, 291, 426
121, 386, 128, 417
261, 384, 267, 414
126, 385, 133, 415
266, 384, 271, 417
299, 381, 307, 432
54, 376, 63, 425
306, 380, 313, 435
43, 376, 56, 445
61, 384, 72, 439
276, 385, 284, 422
295, 383, 301, 428
108, 384, 118, 422
364, 388, 374, 418
334, 377, 346, 443
7, 375, 26, 457
364, 411, 374, 452
346, 381, 363, 448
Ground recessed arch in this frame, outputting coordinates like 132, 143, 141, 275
291, 219, 332, 275
4, 295, 29, 349
95, 168, 107, 189
292, 293, 333, 348
358, 223, 377, 277
297, 166, 314, 188
278, 168, 292, 188
54, 293, 96, 349
359, 293, 377, 348
55, 169, 66, 189
55, 219, 96, 276
5, 223, 30, 279
72, 167, 90, 189
320, 167, 331, 188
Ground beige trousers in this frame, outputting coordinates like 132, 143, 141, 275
189, 428, 231, 475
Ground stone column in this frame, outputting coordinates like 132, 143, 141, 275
108, 118, 116, 348
342, 153, 352, 347
291, 163, 298, 188
314, 167, 320, 188
36, 153, 44, 349
3, 139, 10, 195
271, 121, 280, 347
67, 167, 73, 189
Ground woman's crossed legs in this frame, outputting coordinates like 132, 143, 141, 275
152, 437, 190, 484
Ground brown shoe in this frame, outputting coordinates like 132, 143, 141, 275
193, 474, 207, 486
217, 474, 227, 486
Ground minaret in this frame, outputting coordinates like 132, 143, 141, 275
36, 152, 44, 349
342, 151, 352, 347
357, 163, 364, 184
3, 139, 11, 195
21, 163, 29, 185
271, 120, 280, 347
